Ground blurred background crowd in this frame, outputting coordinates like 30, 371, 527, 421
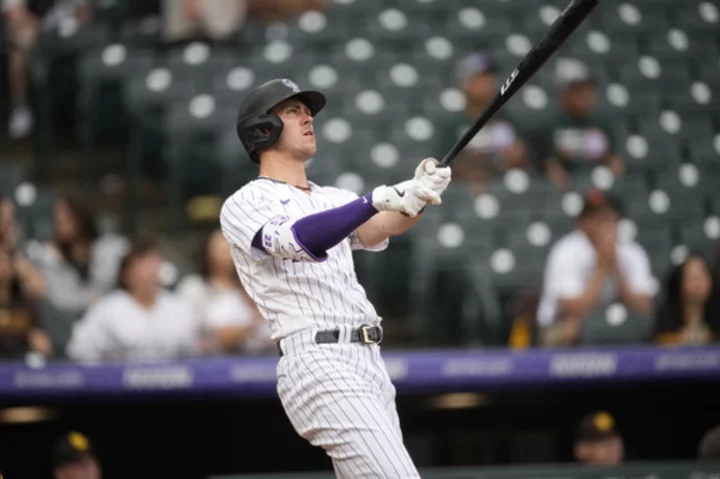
0, 0, 719, 362
0, 0, 720, 477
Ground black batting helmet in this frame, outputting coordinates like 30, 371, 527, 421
236, 78, 326, 163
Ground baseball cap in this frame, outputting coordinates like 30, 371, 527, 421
578, 188, 622, 219
576, 411, 621, 443
53, 431, 95, 468
456, 52, 497, 86
555, 57, 594, 89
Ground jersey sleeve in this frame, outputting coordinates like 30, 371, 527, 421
332, 187, 389, 253
220, 188, 284, 260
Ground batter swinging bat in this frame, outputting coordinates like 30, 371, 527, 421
438, 0, 601, 168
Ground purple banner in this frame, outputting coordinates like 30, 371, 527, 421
0, 346, 718, 399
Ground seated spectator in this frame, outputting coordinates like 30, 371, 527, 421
698, 424, 720, 461
32, 195, 127, 319
66, 238, 199, 362
539, 58, 624, 190
2, 0, 93, 139
536, 190, 653, 346
0, 193, 46, 299
177, 228, 270, 354
52, 431, 102, 479
162, 0, 247, 44
574, 411, 624, 466
439, 53, 528, 197
654, 253, 716, 346
0, 248, 52, 359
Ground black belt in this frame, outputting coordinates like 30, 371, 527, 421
277, 325, 383, 356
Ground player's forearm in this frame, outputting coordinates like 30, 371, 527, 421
355, 212, 420, 248
252, 193, 379, 261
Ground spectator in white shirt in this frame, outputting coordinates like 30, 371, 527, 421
176, 228, 271, 355
536, 190, 654, 346
67, 238, 199, 362
32, 195, 127, 319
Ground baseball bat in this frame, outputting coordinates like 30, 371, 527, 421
438, 0, 601, 167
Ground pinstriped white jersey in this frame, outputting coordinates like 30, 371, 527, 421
219, 178, 388, 341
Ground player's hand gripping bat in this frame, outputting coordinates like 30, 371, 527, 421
438, 0, 601, 168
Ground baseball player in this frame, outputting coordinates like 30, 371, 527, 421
219, 78, 451, 478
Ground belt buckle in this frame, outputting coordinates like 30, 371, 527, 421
360, 325, 381, 344
360, 325, 374, 344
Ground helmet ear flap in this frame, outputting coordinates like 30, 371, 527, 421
237, 113, 284, 163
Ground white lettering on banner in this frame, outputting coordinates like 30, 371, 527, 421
13, 371, 84, 389
230, 365, 277, 383
549, 353, 618, 377
654, 352, 720, 371
122, 366, 193, 389
442, 359, 513, 377
383, 359, 408, 380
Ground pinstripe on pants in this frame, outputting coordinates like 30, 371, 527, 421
277, 327, 420, 478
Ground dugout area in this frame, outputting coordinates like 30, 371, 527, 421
0, 379, 718, 478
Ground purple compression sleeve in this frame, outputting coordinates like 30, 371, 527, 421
251, 193, 378, 258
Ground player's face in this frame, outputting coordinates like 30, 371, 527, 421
125, 251, 162, 293
0, 249, 12, 282
562, 82, 597, 118
0, 198, 14, 234
582, 437, 624, 466
53, 200, 79, 242
54, 457, 101, 479
464, 72, 497, 106
272, 99, 317, 161
683, 256, 712, 304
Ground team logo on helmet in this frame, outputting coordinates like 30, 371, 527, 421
282, 79, 301, 93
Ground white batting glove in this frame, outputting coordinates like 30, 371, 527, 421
372, 179, 440, 217
414, 158, 452, 203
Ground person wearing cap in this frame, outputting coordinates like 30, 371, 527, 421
52, 431, 102, 479
536, 189, 653, 346
439, 52, 529, 197
539, 58, 625, 190
574, 412, 624, 466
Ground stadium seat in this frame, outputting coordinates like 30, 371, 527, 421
674, 2, 720, 33
118, 16, 162, 47
580, 303, 653, 345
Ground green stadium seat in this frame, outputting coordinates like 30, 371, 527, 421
647, 30, 719, 62
443, 8, 515, 46
568, 30, 641, 63
166, 45, 240, 89
580, 304, 653, 345
118, 16, 162, 47
679, 220, 720, 257
674, 2, 720, 33
0, 164, 25, 196
599, 2, 670, 35
614, 57, 692, 93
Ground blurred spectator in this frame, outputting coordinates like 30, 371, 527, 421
698, 424, 720, 461
654, 253, 716, 346
539, 58, 624, 190
0, 194, 46, 299
176, 228, 271, 355
162, 0, 247, 44
2, 0, 93, 139
32, 195, 127, 318
53, 431, 101, 479
439, 53, 528, 197
0, 248, 52, 359
574, 411, 624, 466
66, 238, 199, 362
536, 190, 653, 346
